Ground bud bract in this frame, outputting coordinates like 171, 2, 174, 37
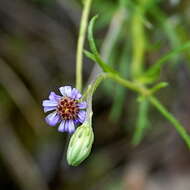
67, 123, 94, 166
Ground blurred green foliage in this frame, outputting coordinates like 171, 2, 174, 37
0, 0, 190, 190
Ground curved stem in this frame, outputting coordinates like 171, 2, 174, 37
82, 73, 107, 125
76, 0, 93, 92
107, 73, 149, 95
84, 72, 190, 148
83, 73, 107, 100
112, 73, 190, 148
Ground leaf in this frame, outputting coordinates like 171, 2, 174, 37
137, 41, 190, 84
84, 50, 96, 62
87, 16, 119, 74
146, 41, 190, 78
132, 100, 149, 145
150, 82, 168, 94
88, 15, 99, 55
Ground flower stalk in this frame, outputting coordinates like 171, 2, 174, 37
76, 0, 93, 92
82, 72, 190, 148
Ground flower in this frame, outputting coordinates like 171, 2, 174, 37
42, 86, 87, 133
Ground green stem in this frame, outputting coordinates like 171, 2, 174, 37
85, 72, 148, 98
112, 73, 190, 148
131, 0, 148, 145
107, 73, 149, 95
149, 96, 190, 148
85, 73, 190, 148
83, 73, 107, 100
86, 11, 190, 148
83, 73, 107, 123
76, 0, 93, 92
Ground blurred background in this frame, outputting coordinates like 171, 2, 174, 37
0, 0, 190, 189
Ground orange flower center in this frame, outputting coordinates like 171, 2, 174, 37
57, 97, 79, 120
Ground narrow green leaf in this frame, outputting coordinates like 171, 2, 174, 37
132, 100, 149, 145
84, 50, 96, 62
150, 82, 168, 94
146, 41, 190, 78
88, 15, 99, 55
87, 16, 119, 74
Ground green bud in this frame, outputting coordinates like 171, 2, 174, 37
67, 123, 94, 166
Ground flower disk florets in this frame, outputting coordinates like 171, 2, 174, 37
42, 86, 87, 133
57, 97, 79, 120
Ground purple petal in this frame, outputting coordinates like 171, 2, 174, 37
78, 110, 86, 123
65, 120, 75, 133
49, 92, 61, 101
59, 86, 72, 97
75, 93, 82, 100
45, 111, 60, 126
70, 88, 78, 98
64, 120, 69, 131
71, 88, 82, 100
74, 119, 80, 125
42, 100, 58, 107
58, 121, 65, 132
78, 102, 87, 109
44, 106, 56, 113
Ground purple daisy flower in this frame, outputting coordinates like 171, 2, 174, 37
42, 86, 87, 133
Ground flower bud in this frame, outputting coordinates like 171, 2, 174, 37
67, 123, 94, 166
